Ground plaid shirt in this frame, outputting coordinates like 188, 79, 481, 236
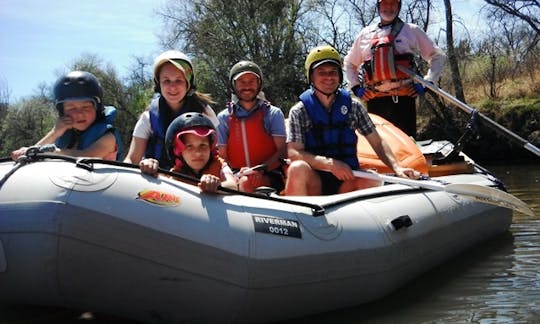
286, 94, 375, 145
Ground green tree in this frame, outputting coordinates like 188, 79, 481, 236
0, 95, 54, 157
120, 55, 156, 153
157, 0, 308, 113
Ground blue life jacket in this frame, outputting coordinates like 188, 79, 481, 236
300, 89, 359, 170
55, 106, 123, 161
145, 97, 169, 167
145, 96, 204, 169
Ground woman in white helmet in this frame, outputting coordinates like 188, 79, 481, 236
124, 50, 219, 173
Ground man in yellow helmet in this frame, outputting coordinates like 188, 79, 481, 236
284, 45, 420, 196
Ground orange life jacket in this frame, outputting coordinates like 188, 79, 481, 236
362, 19, 415, 98
226, 106, 276, 169
170, 155, 225, 180
357, 113, 428, 175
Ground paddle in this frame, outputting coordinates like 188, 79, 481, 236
234, 164, 267, 177
397, 65, 540, 158
352, 170, 534, 216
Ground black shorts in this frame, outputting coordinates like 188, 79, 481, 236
266, 169, 285, 193
315, 170, 343, 195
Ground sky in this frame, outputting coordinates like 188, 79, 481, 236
0, 0, 164, 101
0, 0, 486, 102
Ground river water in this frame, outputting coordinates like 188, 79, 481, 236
292, 161, 540, 324
0, 162, 538, 323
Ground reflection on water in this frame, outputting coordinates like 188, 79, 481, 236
0, 164, 538, 323
291, 163, 540, 323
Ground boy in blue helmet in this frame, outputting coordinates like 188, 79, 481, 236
11, 71, 122, 160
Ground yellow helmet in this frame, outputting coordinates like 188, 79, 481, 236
304, 45, 343, 84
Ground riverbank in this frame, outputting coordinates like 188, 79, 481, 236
417, 93, 539, 162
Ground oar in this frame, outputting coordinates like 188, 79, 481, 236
234, 164, 267, 177
352, 170, 535, 216
397, 65, 540, 158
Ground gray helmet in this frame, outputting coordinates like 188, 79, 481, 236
229, 60, 263, 94
53, 71, 104, 116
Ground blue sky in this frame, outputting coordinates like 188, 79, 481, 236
0, 0, 485, 102
0, 0, 163, 101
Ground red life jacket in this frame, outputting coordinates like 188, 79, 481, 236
171, 155, 225, 180
226, 105, 276, 169
362, 19, 415, 97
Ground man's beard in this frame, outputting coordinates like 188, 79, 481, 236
239, 91, 258, 102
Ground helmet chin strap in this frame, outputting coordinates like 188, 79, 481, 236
311, 84, 338, 99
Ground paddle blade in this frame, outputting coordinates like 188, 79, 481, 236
445, 183, 535, 217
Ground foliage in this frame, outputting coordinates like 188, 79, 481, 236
0, 97, 55, 157
157, 0, 309, 113
1, 0, 539, 161
461, 96, 540, 161
484, 0, 540, 44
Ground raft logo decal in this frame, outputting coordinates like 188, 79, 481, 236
136, 189, 180, 207
252, 215, 302, 239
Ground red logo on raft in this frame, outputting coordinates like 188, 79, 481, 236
136, 189, 180, 207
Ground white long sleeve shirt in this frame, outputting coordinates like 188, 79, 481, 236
344, 21, 446, 88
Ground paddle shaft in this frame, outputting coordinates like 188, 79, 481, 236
352, 170, 534, 216
398, 65, 540, 158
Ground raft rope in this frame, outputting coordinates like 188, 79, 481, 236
0, 153, 328, 216
1, 152, 442, 216
0, 159, 25, 188
0, 146, 61, 188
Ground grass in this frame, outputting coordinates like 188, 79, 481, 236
417, 66, 540, 161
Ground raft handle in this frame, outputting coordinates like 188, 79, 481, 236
391, 215, 413, 231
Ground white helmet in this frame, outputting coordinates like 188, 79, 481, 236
153, 50, 195, 93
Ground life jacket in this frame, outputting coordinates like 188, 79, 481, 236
145, 96, 203, 169
225, 102, 277, 169
146, 97, 171, 167
55, 106, 123, 161
300, 89, 360, 170
362, 18, 415, 97
171, 154, 225, 180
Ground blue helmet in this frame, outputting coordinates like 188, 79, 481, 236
53, 71, 104, 118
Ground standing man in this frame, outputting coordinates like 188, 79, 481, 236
344, 0, 445, 138
285, 45, 420, 196
216, 61, 287, 193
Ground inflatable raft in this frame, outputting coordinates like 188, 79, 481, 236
0, 116, 524, 323
0, 154, 515, 323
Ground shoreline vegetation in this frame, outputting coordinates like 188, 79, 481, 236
416, 68, 539, 162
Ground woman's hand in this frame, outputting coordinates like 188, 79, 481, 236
139, 158, 159, 177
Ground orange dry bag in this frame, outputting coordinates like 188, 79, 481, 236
356, 114, 428, 175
